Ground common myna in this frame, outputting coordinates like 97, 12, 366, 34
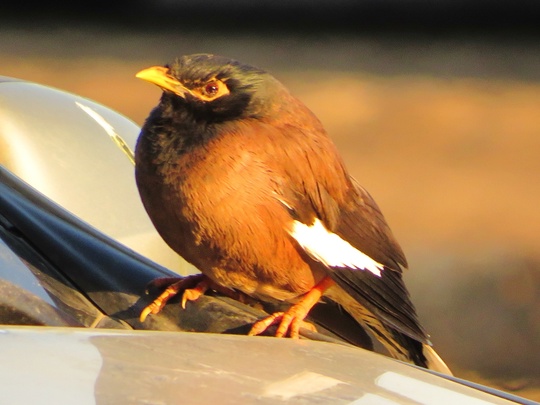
135, 54, 450, 373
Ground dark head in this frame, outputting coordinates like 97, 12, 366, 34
136, 54, 284, 124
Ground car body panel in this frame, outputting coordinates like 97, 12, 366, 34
0, 326, 521, 405
0, 78, 193, 275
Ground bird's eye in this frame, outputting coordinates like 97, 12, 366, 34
203, 81, 220, 96
194, 79, 230, 101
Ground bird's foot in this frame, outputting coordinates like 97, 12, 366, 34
140, 273, 206, 322
181, 278, 210, 309
140, 274, 250, 322
248, 276, 334, 338
248, 308, 318, 338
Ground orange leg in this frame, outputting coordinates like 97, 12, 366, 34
248, 276, 335, 338
140, 274, 254, 322
181, 277, 210, 309
140, 274, 206, 322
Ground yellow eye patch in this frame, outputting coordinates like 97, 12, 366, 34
191, 79, 230, 102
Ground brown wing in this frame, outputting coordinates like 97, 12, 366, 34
271, 115, 428, 342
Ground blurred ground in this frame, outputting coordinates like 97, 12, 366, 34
1, 20, 539, 400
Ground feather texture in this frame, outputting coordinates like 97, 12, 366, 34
135, 54, 450, 373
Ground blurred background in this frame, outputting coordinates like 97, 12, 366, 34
1, 1, 539, 400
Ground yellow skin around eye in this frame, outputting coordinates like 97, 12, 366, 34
192, 79, 230, 102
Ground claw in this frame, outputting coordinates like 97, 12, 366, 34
139, 273, 250, 322
139, 274, 205, 322
181, 279, 210, 309
140, 300, 164, 323
248, 312, 285, 336
248, 276, 333, 338
248, 310, 318, 338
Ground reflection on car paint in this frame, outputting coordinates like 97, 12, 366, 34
1, 329, 102, 405
76, 101, 135, 165
377, 372, 495, 405
262, 370, 345, 400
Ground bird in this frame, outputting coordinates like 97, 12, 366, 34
134, 53, 451, 374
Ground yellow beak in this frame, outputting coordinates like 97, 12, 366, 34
135, 66, 191, 98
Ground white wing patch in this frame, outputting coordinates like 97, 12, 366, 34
289, 218, 384, 277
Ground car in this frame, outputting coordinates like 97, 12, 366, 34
0, 75, 536, 404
